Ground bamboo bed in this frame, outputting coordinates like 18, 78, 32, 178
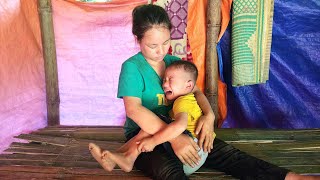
1, 126, 319, 179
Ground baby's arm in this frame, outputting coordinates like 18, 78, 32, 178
137, 112, 188, 152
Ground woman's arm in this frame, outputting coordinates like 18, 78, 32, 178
192, 86, 215, 153
123, 96, 167, 134
123, 96, 200, 166
137, 112, 188, 152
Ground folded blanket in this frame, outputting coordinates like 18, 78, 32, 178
231, 0, 274, 86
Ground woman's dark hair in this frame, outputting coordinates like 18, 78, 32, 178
132, 4, 172, 41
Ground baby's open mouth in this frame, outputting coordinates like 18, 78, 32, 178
165, 90, 173, 96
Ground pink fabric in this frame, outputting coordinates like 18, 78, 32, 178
0, 0, 148, 153
0, 0, 47, 153
52, 0, 147, 125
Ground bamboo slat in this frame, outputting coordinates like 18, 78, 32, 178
1, 126, 319, 179
32, 126, 320, 141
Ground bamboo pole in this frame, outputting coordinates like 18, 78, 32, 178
205, 0, 221, 127
38, 0, 60, 126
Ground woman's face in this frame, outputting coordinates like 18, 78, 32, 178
138, 25, 171, 63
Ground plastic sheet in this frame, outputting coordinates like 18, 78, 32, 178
0, 0, 47, 153
221, 0, 320, 128
52, 0, 147, 125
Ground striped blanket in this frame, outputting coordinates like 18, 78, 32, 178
231, 0, 274, 86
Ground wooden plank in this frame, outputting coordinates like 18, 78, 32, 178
0, 171, 150, 180
9, 142, 52, 148
281, 165, 320, 174
1, 153, 318, 168
32, 129, 126, 142
5, 142, 319, 169
217, 129, 320, 141
4, 142, 64, 155
0, 171, 240, 180
2, 127, 320, 179
0, 159, 100, 168
15, 134, 72, 146
229, 140, 320, 151
0, 165, 146, 176
0, 159, 56, 167
0, 172, 61, 180
15, 134, 125, 147
0, 166, 233, 180
8, 142, 65, 150
5, 143, 119, 157
0, 154, 58, 161
4, 146, 63, 155
0, 153, 93, 162
33, 126, 320, 141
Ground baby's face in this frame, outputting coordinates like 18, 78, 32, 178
162, 67, 192, 101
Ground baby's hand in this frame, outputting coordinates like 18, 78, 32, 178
136, 137, 156, 152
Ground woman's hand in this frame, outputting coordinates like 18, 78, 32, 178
195, 113, 215, 153
170, 134, 201, 167
192, 86, 215, 153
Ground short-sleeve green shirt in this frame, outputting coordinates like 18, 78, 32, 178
118, 52, 180, 137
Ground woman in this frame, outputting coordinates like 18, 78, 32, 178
104, 4, 313, 180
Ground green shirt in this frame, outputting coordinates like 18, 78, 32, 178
118, 52, 180, 137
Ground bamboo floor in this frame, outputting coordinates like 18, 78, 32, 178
0, 126, 320, 179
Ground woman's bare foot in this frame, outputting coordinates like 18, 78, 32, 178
88, 143, 116, 171
285, 172, 320, 180
102, 150, 136, 172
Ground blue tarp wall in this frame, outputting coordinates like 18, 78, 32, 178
221, 0, 320, 129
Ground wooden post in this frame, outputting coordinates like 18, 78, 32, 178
38, 0, 60, 126
205, 0, 221, 127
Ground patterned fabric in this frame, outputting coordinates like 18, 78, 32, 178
231, 0, 274, 86
153, 0, 189, 60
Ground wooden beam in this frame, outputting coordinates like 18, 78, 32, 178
38, 0, 60, 126
205, 0, 221, 127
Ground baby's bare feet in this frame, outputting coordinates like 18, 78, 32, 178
103, 151, 135, 172
89, 143, 116, 171
285, 172, 320, 180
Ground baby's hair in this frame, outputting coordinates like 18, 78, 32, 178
167, 60, 198, 82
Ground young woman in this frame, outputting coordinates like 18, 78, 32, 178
91, 4, 317, 180
90, 60, 212, 175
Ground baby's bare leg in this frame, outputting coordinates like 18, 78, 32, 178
89, 143, 115, 171
102, 130, 150, 172
117, 130, 150, 152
